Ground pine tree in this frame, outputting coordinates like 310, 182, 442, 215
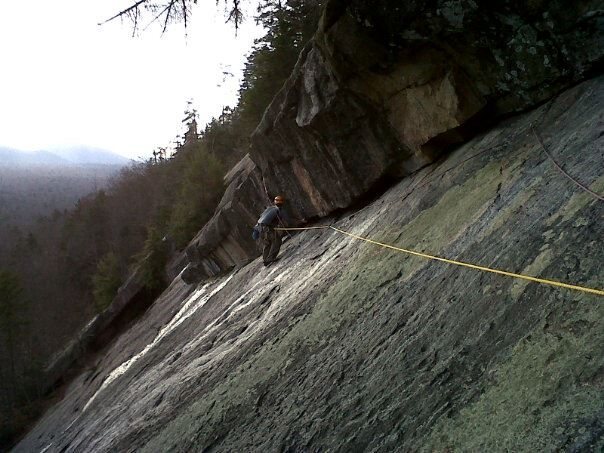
0, 270, 26, 406
136, 227, 168, 291
168, 143, 225, 248
92, 252, 122, 312
237, 0, 324, 134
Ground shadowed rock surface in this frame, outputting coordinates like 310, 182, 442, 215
179, 154, 267, 282
184, 0, 603, 280
253, 0, 604, 212
14, 77, 603, 452
41, 266, 164, 401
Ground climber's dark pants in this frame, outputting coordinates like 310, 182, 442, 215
260, 225, 282, 264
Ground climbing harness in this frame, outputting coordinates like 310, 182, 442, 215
275, 225, 604, 297
259, 172, 293, 240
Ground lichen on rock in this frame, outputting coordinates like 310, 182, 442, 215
15, 75, 603, 453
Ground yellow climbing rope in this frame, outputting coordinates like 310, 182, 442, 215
275, 225, 604, 297
275, 226, 331, 230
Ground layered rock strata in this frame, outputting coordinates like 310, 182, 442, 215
186, 0, 603, 279
15, 76, 604, 453
180, 154, 267, 281
43, 266, 154, 392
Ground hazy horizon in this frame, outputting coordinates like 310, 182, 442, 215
0, 144, 132, 165
0, 0, 264, 160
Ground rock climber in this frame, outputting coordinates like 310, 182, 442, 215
256, 195, 291, 266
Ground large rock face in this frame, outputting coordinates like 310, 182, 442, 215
42, 266, 159, 394
180, 154, 268, 280
14, 77, 604, 452
186, 0, 603, 278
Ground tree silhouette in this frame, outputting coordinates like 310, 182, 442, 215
136, 227, 168, 291
92, 252, 122, 312
0, 270, 26, 402
102, 0, 244, 34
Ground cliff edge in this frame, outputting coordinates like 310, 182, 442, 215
15, 75, 604, 452
184, 0, 603, 280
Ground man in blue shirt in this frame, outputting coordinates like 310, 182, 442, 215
256, 195, 290, 266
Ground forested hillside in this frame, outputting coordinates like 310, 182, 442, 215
0, 165, 121, 229
0, 0, 324, 448
4, 0, 604, 451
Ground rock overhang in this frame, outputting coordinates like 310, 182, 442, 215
182, 0, 602, 298
15, 76, 604, 452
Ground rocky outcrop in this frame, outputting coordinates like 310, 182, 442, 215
252, 0, 603, 216
42, 155, 268, 395
181, 154, 268, 282
43, 266, 157, 392
185, 0, 603, 279
14, 76, 604, 452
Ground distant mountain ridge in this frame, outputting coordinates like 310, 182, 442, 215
0, 146, 131, 166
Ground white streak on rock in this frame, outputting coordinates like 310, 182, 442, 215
82, 276, 234, 412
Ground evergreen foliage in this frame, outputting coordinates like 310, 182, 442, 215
61, 190, 111, 291
92, 252, 123, 312
0, 269, 25, 365
169, 143, 224, 248
0, 1, 325, 447
136, 227, 168, 291
238, 0, 324, 135
0, 270, 39, 448
201, 107, 242, 168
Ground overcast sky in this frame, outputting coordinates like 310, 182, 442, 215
0, 0, 263, 159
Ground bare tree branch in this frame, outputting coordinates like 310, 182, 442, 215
98, 0, 148, 26
227, 0, 242, 30
182, 0, 188, 29
142, 4, 173, 33
163, 2, 174, 33
100, 0, 244, 33
131, 5, 140, 36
